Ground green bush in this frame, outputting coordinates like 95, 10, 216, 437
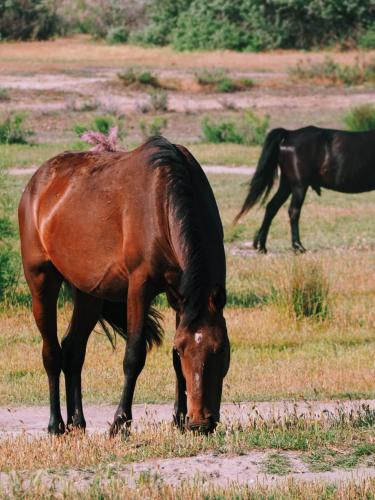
290, 57, 375, 86
201, 111, 269, 145
137, 0, 372, 51
0, 0, 62, 40
0, 113, 33, 144
106, 26, 128, 44
344, 104, 375, 131
358, 24, 375, 49
196, 69, 254, 92
140, 116, 168, 138
118, 68, 159, 87
74, 115, 124, 137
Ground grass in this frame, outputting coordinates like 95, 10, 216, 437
344, 104, 375, 131
263, 452, 291, 475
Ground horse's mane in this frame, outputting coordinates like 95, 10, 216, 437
146, 136, 208, 328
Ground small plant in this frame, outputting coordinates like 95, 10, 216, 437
118, 68, 159, 88
201, 117, 243, 144
288, 260, 330, 320
196, 69, 254, 92
65, 97, 99, 112
106, 26, 128, 44
263, 453, 291, 475
241, 110, 270, 145
344, 104, 375, 131
0, 113, 33, 144
0, 88, 10, 101
148, 89, 168, 111
139, 116, 168, 139
74, 115, 125, 140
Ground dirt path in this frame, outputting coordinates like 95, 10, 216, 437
1, 399, 374, 437
8, 165, 255, 177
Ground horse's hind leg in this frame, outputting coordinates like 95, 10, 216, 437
288, 185, 308, 252
26, 263, 64, 434
61, 288, 101, 430
254, 176, 291, 253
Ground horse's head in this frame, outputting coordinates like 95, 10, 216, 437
173, 285, 230, 433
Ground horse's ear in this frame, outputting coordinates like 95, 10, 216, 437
166, 286, 183, 313
209, 285, 226, 312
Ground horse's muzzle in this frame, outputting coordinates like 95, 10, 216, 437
185, 415, 217, 434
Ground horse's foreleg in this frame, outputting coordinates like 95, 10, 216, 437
173, 312, 187, 428
254, 177, 291, 253
288, 185, 308, 252
27, 264, 64, 435
109, 272, 150, 437
61, 288, 100, 431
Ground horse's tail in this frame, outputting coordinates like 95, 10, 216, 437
234, 128, 288, 223
99, 300, 164, 350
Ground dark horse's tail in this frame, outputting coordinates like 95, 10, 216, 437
234, 128, 288, 223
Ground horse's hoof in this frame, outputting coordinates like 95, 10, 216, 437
109, 414, 131, 438
257, 246, 267, 254
293, 243, 306, 254
48, 420, 65, 435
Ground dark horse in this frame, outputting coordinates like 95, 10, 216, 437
18, 136, 229, 436
235, 126, 375, 252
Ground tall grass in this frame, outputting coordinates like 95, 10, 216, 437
0, 113, 33, 145
344, 104, 375, 131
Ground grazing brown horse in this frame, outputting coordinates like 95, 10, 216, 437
18, 136, 229, 436
235, 126, 375, 252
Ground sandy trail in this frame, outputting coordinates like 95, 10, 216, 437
1, 399, 374, 438
8, 165, 255, 177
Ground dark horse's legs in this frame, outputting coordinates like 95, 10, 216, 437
173, 313, 187, 429
288, 185, 308, 252
61, 288, 101, 430
254, 176, 291, 253
109, 270, 150, 437
26, 263, 64, 434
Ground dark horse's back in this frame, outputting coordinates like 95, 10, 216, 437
279, 126, 375, 193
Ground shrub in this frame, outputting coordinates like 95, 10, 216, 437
201, 118, 243, 144
195, 69, 254, 93
0, 89, 10, 101
74, 115, 125, 140
273, 259, 330, 321
290, 57, 375, 86
358, 24, 375, 49
344, 104, 375, 131
118, 68, 159, 88
0, 0, 63, 40
148, 89, 168, 111
140, 116, 168, 138
0, 113, 33, 144
106, 26, 128, 44
201, 110, 269, 145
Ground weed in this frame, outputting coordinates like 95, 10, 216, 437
195, 69, 254, 92
118, 68, 159, 87
262, 453, 291, 475
344, 104, 375, 131
65, 97, 99, 112
148, 89, 168, 111
140, 116, 168, 138
0, 88, 10, 101
106, 26, 129, 45
74, 115, 125, 140
0, 113, 33, 145
202, 118, 243, 144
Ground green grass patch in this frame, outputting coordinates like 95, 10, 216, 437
344, 104, 375, 131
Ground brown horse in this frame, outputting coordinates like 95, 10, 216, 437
235, 126, 375, 252
18, 136, 229, 436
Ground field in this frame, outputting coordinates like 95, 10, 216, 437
1, 37, 375, 497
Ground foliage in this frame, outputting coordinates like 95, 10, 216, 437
74, 115, 125, 139
106, 26, 128, 44
135, 0, 373, 51
201, 111, 269, 145
118, 68, 159, 88
59, 0, 146, 40
358, 24, 375, 49
0, 113, 33, 145
290, 57, 375, 86
139, 116, 168, 139
195, 69, 253, 92
344, 104, 375, 131
148, 89, 168, 111
0, 0, 62, 40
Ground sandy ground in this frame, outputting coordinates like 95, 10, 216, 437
8, 165, 255, 177
1, 400, 375, 490
1, 399, 374, 438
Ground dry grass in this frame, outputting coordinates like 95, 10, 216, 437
0, 36, 374, 74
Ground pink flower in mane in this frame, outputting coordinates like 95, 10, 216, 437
81, 126, 119, 152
